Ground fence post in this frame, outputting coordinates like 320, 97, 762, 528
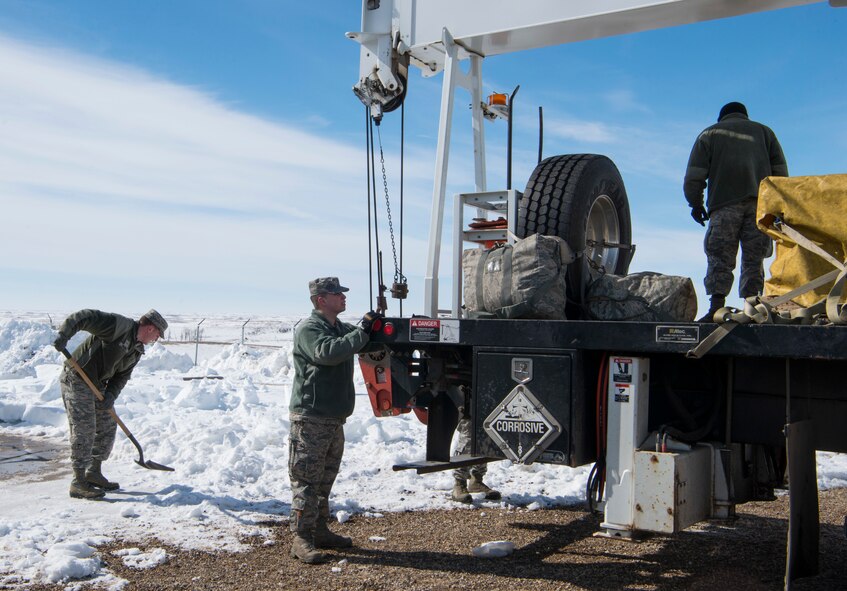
241, 318, 250, 345
194, 318, 206, 366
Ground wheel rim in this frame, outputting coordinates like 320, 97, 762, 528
584, 194, 621, 277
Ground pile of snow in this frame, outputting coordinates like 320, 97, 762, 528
0, 319, 58, 379
135, 346, 195, 374
195, 343, 292, 382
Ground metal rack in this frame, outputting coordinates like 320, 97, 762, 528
451, 189, 521, 317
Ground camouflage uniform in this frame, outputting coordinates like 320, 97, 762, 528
452, 416, 487, 482
288, 414, 346, 534
704, 198, 773, 298
288, 279, 370, 544
61, 367, 119, 472
56, 310, 148, 473
684, 106, 788, 298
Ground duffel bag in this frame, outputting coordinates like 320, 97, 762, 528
585, 272, 697, 322
462, 233, 573, 319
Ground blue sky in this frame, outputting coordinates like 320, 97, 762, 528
0, 1, 845, 317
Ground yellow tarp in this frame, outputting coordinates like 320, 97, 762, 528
757, 174, 847, 307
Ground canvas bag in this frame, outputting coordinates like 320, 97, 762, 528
462, 234, 573, 320
585, 272, 697, 322
757, 174, 847, 308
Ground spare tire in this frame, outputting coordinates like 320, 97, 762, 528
517, 154, 632, 317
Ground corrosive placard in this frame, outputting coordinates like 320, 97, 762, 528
484, 384, 561, 464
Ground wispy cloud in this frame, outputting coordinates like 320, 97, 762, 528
543, 118, 616, 144
0, 35, 367, 219
602, 89, 651, 115
0, 34, 434, 313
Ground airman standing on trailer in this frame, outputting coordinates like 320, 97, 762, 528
684, 102, 788, 321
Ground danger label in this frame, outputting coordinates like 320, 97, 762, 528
612, 358, 633, 383
408, 318, 460, 343
410, 319, 440, 342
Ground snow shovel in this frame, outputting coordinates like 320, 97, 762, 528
60, 348, 174, 472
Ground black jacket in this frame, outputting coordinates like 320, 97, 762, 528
684, 112, 788, 212
59, 309, 144, 401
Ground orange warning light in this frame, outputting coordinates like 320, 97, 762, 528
488, 93, 507, 106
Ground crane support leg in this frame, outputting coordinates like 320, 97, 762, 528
424, 29, 487, 318
785, 420, 819, 585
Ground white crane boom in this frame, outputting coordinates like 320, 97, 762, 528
350, 0, 823, 116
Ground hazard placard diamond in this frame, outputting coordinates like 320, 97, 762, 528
483, 383, 561, 464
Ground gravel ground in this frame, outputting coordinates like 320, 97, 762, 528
18, 488, 847, 591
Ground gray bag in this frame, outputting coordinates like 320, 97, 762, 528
463, 234, 574, 319
585, 272, 697, 322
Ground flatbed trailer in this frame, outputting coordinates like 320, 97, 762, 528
364, 318, 847, 462
359, 316, 847, 582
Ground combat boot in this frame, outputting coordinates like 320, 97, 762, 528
451, 479, 472, 503
314, 520, 352, 549
290, 535, 329, 564
697, 295, 726, 323
69, 469, 105, 500
85, 459, 120, 491
468, 474, 502, 500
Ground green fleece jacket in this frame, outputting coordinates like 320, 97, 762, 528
289, 311, 370, 419
58, 309, 145, 401
684, 112, 788, 213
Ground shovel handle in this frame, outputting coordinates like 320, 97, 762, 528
60, 347, 133, 438
61, 348, 104, 401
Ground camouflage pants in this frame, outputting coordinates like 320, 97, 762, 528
288, 414, 345, 535
60, 366, 117, 473
452, 416, 487, 481
704, 198, 772, 297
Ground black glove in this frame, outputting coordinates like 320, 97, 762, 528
360, 310, 384, 334
690, 205, 709, 226
99, 392, 117, 410
53, 333, 69, 353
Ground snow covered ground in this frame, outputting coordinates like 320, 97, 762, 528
1, 312, 845, 588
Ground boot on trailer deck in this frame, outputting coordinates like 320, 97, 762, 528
697, 294, 726, 323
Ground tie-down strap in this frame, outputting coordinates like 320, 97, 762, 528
687, 219, 847, 359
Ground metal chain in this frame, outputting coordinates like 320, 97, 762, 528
376, 125, 404, 283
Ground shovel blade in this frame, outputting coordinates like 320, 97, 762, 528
135, 458, 175, 472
